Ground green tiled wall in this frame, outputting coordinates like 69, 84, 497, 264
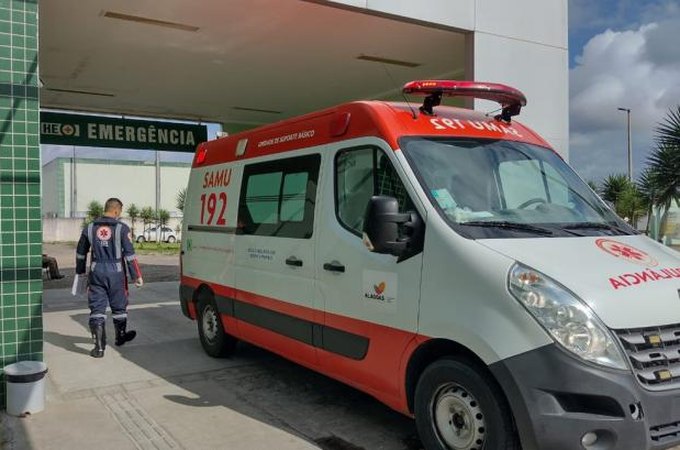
0, 0, 41, 406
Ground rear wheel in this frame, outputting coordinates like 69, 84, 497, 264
415, 357, 520, 450
196, 297, 237, 357
136, 236, 146, 243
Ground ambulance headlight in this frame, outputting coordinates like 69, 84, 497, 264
508, 263, 627, 370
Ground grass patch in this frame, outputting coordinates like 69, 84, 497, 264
135, 242, 181, 255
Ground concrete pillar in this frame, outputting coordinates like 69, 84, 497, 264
470, 0, 569, 158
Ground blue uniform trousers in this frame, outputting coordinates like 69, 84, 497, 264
88, 264, 128, 326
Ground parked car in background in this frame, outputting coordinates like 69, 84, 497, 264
137, 226, 177, 243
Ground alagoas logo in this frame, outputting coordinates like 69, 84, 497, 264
362, 271, 397, 305
374, 282, 386, 295
367, 282, 387, 300
596, 238, 658, 267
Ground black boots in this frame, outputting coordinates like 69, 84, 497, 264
90, 322, 106, 358
89, 320, 134, 357
114, 319, 136, 346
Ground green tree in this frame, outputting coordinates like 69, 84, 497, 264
617, 184, 645, 227
86, 200, 103, 222
636, 168, 657, 234
655, 105, 680, 148
638, 106, 680, 241
156, 209, 171, 242
140, 206, 155, 232
598, 174, 647, 225
587, 180, 599, 192
157, 208, 170, 228
600, 174, 629, 204
176, 188, 186, 214
127, 203, 140, 238
646, 144, 680, 239
175, 222, 182, 242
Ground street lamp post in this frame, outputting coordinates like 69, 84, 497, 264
618, 107, 632, 181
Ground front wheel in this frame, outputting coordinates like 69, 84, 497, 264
196, 297, 237, 357
414, 357, 520, 450
136, 236, 146, 243
167, 236, 176, 243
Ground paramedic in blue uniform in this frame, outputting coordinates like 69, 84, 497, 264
76, 198, 144, 358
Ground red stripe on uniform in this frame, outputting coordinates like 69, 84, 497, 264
133, 258, 142, 279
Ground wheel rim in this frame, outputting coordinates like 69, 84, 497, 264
432, 383, 486, 450
201, 304, 219, 345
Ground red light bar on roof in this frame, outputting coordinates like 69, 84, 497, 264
194, 146, 208, 166
403, 80, 527, 122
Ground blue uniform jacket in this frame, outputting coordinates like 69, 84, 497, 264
76, 217, 142, 281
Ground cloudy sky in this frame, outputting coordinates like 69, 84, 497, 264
568, 0, 680, 183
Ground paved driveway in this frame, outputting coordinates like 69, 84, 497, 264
2, 282, 419, 450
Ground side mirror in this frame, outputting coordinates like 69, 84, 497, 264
363, 196, 424, 259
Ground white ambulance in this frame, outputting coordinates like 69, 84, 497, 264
180, 80, 680, 450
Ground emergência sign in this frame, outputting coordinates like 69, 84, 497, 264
40, 112, 208, 153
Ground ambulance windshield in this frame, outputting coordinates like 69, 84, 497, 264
401, 137, 636, 239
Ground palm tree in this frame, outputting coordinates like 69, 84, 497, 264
655, 106, 680, 147
636, 168, 657, 234
176, 188, 186, 214
617, 184, 645, 227
127, 203, 140, 238
646, 144, 680, 239
645, 107, 680, 241
157, 209, 170, 241
600, 174, 630, 217
600, 174, 629, 204
140, 206, 155, 235
83, 200, 103, 228
86, 200, 103, 220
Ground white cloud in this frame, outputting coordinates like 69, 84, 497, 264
569, 0, 680, 32
569, 17, 680, 182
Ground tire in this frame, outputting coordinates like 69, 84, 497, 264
137, 236, 146, 243
414, 357, 520, 450
167, 236, 176, 243
196, 297, 237, 358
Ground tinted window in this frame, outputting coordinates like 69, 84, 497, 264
238, 154, 320, 238
246, 172, 282, 224
335, 146, 413, 236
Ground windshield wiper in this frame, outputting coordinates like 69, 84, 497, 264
562, 222, 633, 235
460, 220, 554, 235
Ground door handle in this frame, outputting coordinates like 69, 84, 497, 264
285, 257, 303, 267
323, 261, 345, 273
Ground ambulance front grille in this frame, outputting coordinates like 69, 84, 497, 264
615, 324, 680, 391
650, 420, 680, 444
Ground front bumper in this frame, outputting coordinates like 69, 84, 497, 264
490, 344, 680, 450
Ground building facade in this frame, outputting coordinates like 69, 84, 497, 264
42, 157, 190, 218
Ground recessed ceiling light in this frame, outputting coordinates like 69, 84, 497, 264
103, 11, 199, 32
45, 88, 115, 97
356, 55, 421, 68
232, 106, 282, 114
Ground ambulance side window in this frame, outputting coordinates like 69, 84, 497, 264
335, 147, 413, 236
238, 154, 320, 238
